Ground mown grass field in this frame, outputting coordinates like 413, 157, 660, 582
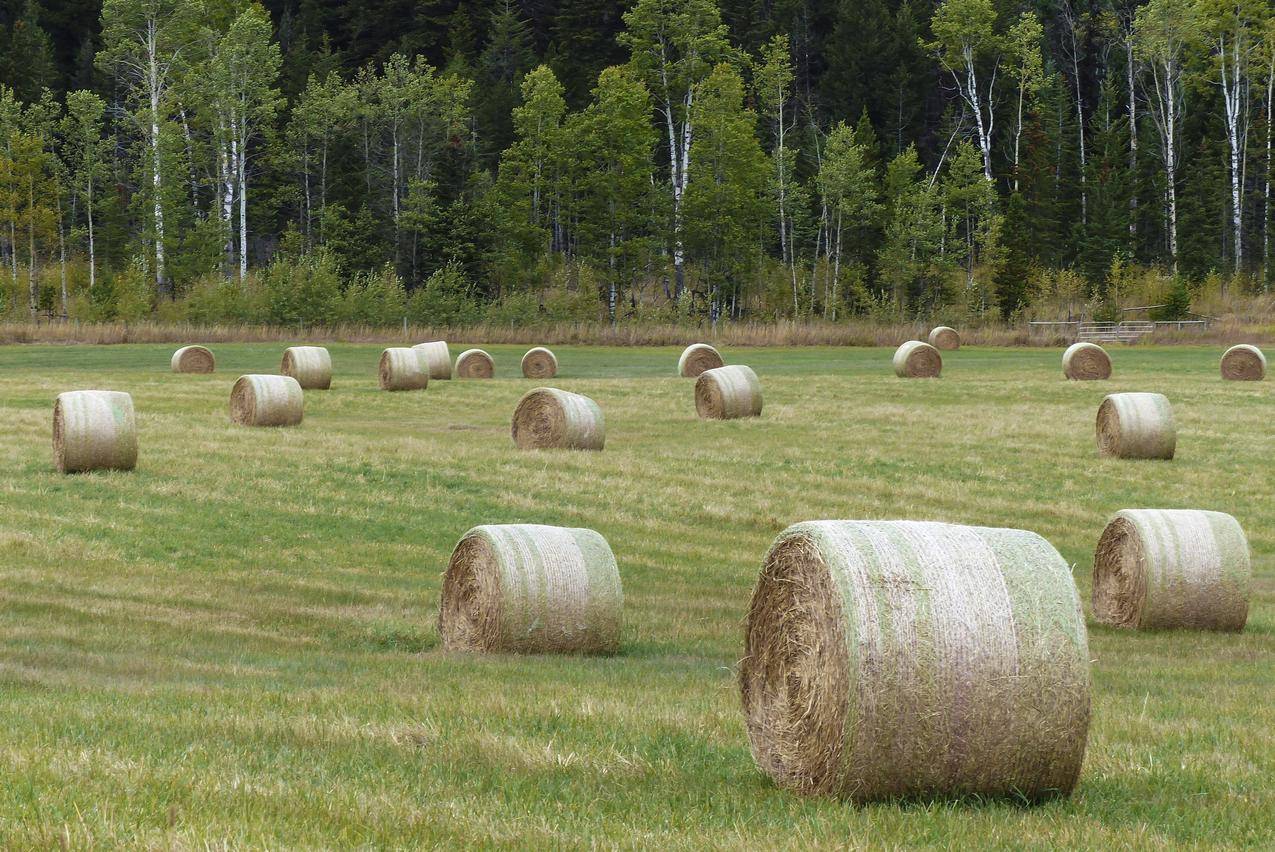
0, 342, 1271, 849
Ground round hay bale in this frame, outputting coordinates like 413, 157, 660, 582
1062, 342, 1111, 380
412, 341, 452, 380
230, 375, 304, 427
1220, 344, 1265, 381
521, 346, 558, 379
438, 524, 623, 654
1092, 509, 1250, 632
378, 348, 429, 392
511, 387, 604, 450
892, 340, 942, 378
280, 346, 332, 390
53, 390, 138, 473
678, 343, 725, 377
740, 520, 1090, 802
171, 345, 215, 374
455, 348, 495, 379
928, 326, 960, 350
1096, 392, 1175, 460
695, 365, 762, 420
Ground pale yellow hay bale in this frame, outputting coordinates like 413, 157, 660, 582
413, 341, 452, 380
1063, 342, 1111, 380
695, 365, 762, 419
928, 326, 960, 350
1219, 344, 1265, 381
230, 374, 304, 427
892, 340, 942, 378
280, 346, 332, 390
511, 387, 604, 450
455, 348, 495, 379
53, 390, 138, 473
521, 346, 558, 379
171, 345, 215, 373
1096, 392, 1175, 459
678, 343, 725, 377
379, 348, 429, 391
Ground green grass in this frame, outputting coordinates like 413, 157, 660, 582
0, 342, 1271, 849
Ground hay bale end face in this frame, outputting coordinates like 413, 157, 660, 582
892, 340, 942, 378
53, 390, 138, 473
678, 343, 725, 377
1096, 392, 1175, 459
379, 348, 429, 391
521, 346, 558, 379
1093, 509, 1250, 631
455, 348, 495, 379
280, 346, 332, 390
230, 374, 304, 427
171, 345, 215, 373
413, 341, 452, 380
740, 520, 1090, 802
438, 524, 623, 654
511, 387, 604, 450
928, 326, 960, 350
695, 364, 762, 420
1063, 342, 1111, 380
1220, 344, 1265, 381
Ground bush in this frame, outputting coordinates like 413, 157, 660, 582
264, 252, 342, 326
406, 262, 482, 326
1150, 279, 1192, 321
484, 291, 541, 326
337, 265, 408, 326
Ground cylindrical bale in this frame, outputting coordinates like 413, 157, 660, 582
171, 345, 215, 374
1092, 509, 1250, 632
1220, 344, 1265, 381
379, 348, 429, 391
438, 524, 623, 654
740, 520, 1091, 802
892, 340, 942, 378
1063, 342, 1111, 380
412, 341, 452, 380
280, 345, 332, 390
678, 343, 725, 378
511, 387, 604, 450
53, 390, 138, 473
229, 374, 304, 427
928, 326, 960, 350
455, 348, 495, 379
1096, 392, 1175, 459
695, 365, 762, 420
521, 346, 558, 379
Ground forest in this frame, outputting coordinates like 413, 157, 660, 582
0, 0, 1272, 328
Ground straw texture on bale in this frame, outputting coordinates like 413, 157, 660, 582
695, 364, 762, 419
678, 343, 725, 377
171, 345, 215, 373
1062, 342, 1111, 380
1219, 344, 1265, 381
378, 347, 429, 391
230, 374, 304, 427
53, 390, 138, 473
521, 346, 558, 379
1096, 392, 1175, 459
1093, 509, 1250, 632
280, 345, 332, 389
740, 520, 1091, 802
511, 387, 604, 450
438, 524, 623, 654
928, 326, 960, 350
455, 348, 495, 379
413, 341, 452, 380
892, 340, 942, 378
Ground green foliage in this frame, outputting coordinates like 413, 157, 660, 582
263, 251, 342, 326
406, 260, 482, 326
1151, 278, 1193, 320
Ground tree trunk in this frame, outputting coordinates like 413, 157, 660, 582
147, 24, 167, 298
238, 120, 248, 282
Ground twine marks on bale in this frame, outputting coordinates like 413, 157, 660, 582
280, 346, 332, 390
893, 341, 942, 378
53, 390, 139, 473
1220, 344, 1265, 381
230, 375, 304, 427
928, 326, 960, 351
695, 365, 762, 420
521, 347, 558, 379
413, 341, 452, 380
171, 345, 215, 373
511, 387, 605, 450
379, 348, 429, 391
678, 343, 725, 378
1063, 342, 1111, 380
455, 348, 495, 379
1096, 392, 1175, 460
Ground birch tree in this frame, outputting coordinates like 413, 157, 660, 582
929, 0, 1000, 181
1007, 12, 1044, 192
61, 91, 109, 298
755, 34, 803, 314
817, 123, 880, 319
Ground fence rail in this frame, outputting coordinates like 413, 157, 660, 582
1029, 317, 1210, 342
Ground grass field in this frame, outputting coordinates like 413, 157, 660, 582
0, 342, 1271, 848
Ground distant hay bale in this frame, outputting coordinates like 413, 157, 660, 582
695, 365, 762, 420
53, 390, 138, 473
1096, 392, 1175, 459
1093, 509, 1250, 631
521, 346, 558, 379
678, 343, 725, 377
1063, 342, 1111, 380
740, 520, 1090, 802
280, 346, 332, 390
438, 524, 623, 654
511, 387, 604, 450
455, 348, 495, 379
892, 340, 942, 378
379, 347, 429, 391
171, 345, 215, 374
928, 326, 960, 350
230, 375, 304, 427
1220, 344, 1265, 381
413, 341, 452, 380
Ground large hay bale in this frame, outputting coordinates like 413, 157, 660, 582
1220, 344, 1265, 381
455, 348, 495, 379
1096, 392, 1175, 459
695, 364, 762, 420
53, 390, 138, 473
892, 340, 942, 378
230, 375, 304, 427
740, 520, 1090, 802
928, 326, 960, 350
1093, 509, 1250, 631
280, 345, 332, 390
438, 524, 623, 654
521, 346, 558, 379
379, 347, 429, 391
678, 343, 725, 377
1063, 342, 1111, 380
171, 345, 215, 374
511, 387, 604, 450
413, 341, 452, 380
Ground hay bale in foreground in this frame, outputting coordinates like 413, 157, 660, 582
438, 524, 623, 654
53, 390, 138, 473
1063, 342, 1111, 380
892, 340, 942, 378
1092, 509, 1250, 632
695, 365, 762, 420
378, 348, 429, 391
280, 346, 332, 390
740, 520, 1090, 802
521, 346, 558, 379
455, 348, 495, 379
171, 345, 215, 373
511, 387, 604, 450
413, 341, 452, 380
1220, 344, 1265, 381
678, 343, 725, 377
928, 326, 960, 350
1096, 392, 1175, 459
230, 375, 304, 426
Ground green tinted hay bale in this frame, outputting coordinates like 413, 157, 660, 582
455, 348, 494, 379
413, 341, 452, 380
928, 326, 960, 350
379, 348, 429, 391
230, 374, 304, 426
511, 387, 604, 450
280, 346, 332, 389
695, 364, 762, 419
53, 390, 138, 473
171, 345, 215, 373
521, 346, 558, 379
1063, 342, 1111, 380
892, 340, 942, 378
678, 343, 725, 377
1220, 344, 1265, 381
1096, 392, 1175, 459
